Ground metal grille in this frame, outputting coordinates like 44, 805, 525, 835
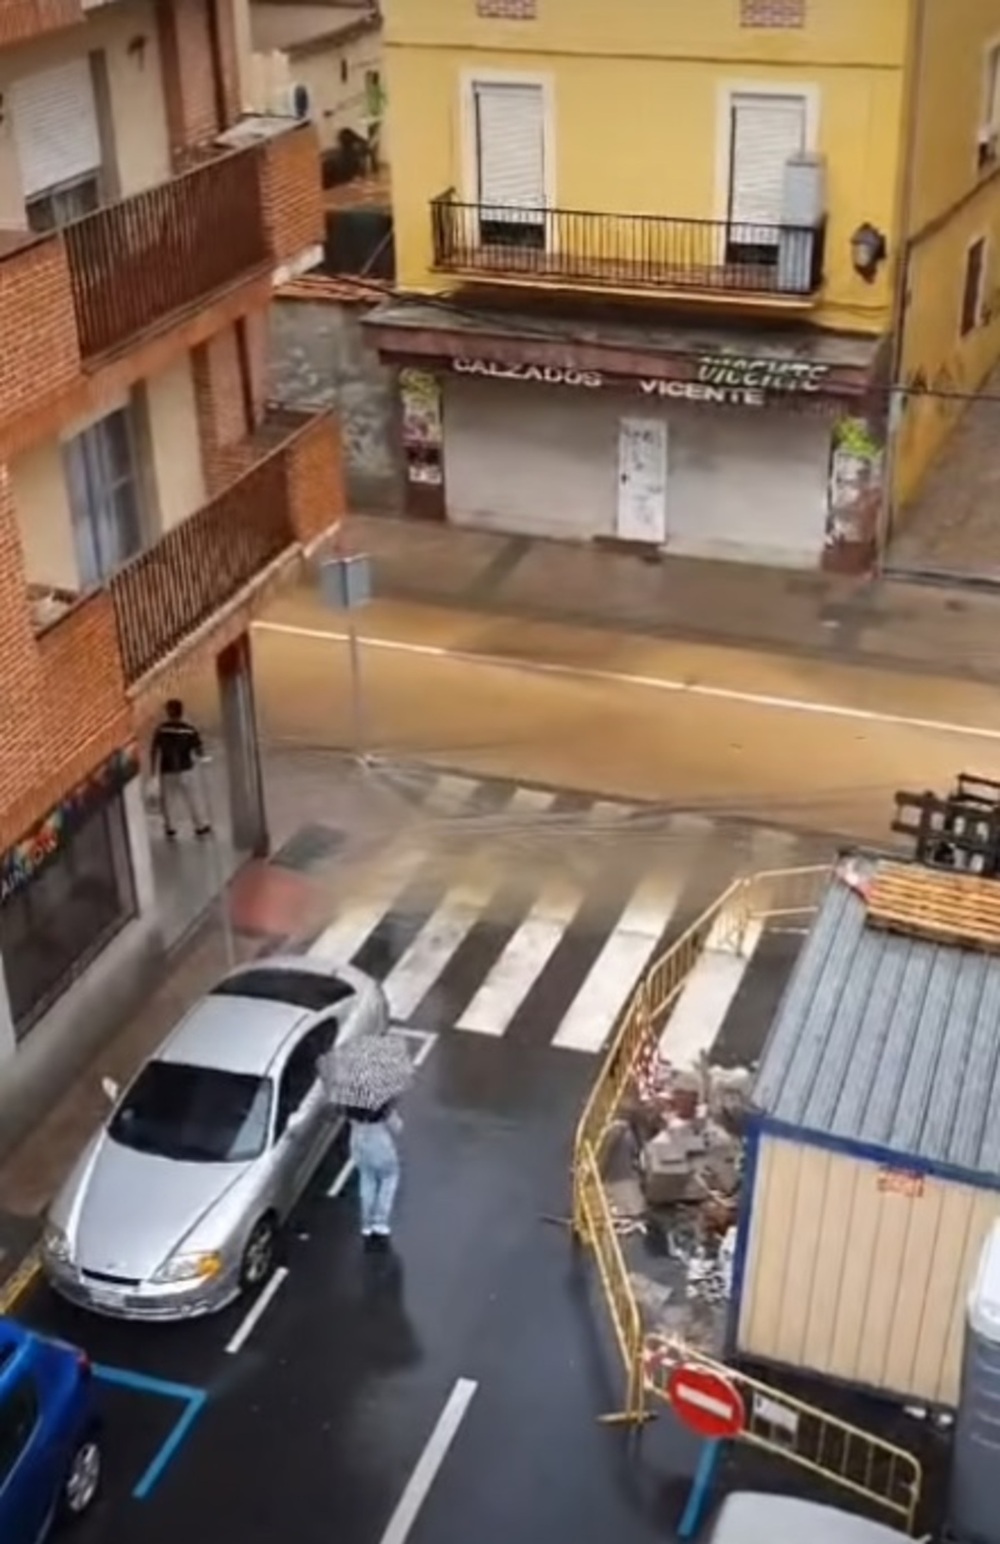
740, 0, 806, 26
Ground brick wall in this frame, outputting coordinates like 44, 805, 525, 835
192, 326, 254, 495
284, 412, 344, 545
0, 240, 82, 443
0, 469, 131, 850
155, 0, 222, 166
258, 126, 324, 269
0, 0, 82, 47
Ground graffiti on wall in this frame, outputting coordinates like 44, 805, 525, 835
0, 743, 140, 905
825, 415, 885, 560
399, 368, 443, 486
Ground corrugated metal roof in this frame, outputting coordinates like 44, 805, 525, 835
753, 871, 1000, 1177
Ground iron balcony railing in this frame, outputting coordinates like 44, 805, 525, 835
65, 147, 270, 358
110, 450, 295, 684
430, 193, 826, 298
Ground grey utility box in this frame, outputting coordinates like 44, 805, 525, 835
949, 1221, 1000, 1544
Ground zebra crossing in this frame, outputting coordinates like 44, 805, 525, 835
306, 768, 827, 1055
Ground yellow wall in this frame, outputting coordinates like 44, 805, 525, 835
385, 0, 908, 332
893, 0, 1000, 514
0, 0, 171, 227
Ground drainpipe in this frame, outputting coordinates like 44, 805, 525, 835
204, 0, 229, 134
876, 0, 927, 572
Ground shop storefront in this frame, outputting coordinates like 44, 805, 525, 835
0, 744, 157, 1057
367, 304, 888, 573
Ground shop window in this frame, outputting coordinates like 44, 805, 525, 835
961, 238, 987, 337
0, 795, 137, 1037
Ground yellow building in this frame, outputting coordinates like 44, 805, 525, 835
367, 0, 1000, 572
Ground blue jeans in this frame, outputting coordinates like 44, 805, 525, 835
350, 1122, 400, 1235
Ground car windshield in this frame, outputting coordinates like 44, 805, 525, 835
108, 1061, 272, 1163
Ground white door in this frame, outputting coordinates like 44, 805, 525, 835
728, 94, 805, 246
617, 418, 667, 544
10, 59, 101, 199
474, 82, 545, 228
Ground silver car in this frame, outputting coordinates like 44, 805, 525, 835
40, 957, 388, 1322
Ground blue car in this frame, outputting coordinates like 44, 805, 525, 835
0, 1317, 102, 1543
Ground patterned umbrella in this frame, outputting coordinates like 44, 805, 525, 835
321, 1034, 414, 1112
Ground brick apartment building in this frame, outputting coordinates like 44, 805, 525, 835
0, 0, 342, 1145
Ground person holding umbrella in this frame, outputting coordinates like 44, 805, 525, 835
322, 1034, 413, 1250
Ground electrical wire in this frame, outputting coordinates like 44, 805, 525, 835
323, 268, 1000, 406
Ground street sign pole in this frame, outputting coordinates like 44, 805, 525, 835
319, 553, 374, 765
346, 614, 365, 760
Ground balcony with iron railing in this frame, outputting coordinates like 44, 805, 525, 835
0, 121, 321, 443
109, 406, 337, 685
430, 194, 827, 302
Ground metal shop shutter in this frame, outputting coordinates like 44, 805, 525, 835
10, 58, 101, 198
474, 82, 545, 218
729, 93, 805, 237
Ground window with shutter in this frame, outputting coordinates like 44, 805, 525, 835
961, 238, 986, 337
474, 81, 546, 248
10, 58, 101, 200
727, 93, 806, 263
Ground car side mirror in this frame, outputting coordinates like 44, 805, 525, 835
101, 1076, 120, 1104
285, 1108, 307, 1136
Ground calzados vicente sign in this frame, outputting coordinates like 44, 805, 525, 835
452, 354, 832, 405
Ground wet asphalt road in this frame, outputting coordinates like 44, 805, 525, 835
18, 1035, 696, 1544
10, 775, 833, 1544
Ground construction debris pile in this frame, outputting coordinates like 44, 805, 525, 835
614, 1051, 754, 1350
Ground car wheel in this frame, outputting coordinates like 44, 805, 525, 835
60, 1430, 102, 1519
240, 1215, 277, 1291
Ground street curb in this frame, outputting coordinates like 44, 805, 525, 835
0, 1248, 39, 1314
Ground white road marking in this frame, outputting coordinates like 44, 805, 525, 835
552, 874, 685, 1053
382, 787, 556, 1020
225, 1266, 289, 1355
378, 1378, 478, 1544
254, 619, 1000, 744
659, 921, 764, 1067
308, 772, 477, 963
328, 1157, 356, 1198
458, 878, 581, 1036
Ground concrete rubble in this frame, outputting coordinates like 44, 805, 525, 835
627, 1051, 752, 1319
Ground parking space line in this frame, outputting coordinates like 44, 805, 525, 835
379, 1377, 478, 1544
225, 1265, 289, 1355
92, 1365, 207, 1501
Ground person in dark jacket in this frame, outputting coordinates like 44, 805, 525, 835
151, 698, 211, 839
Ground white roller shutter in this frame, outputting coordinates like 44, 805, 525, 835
729, 94, 805, 242
474, 82, 545, 223
10, 59, 101, 198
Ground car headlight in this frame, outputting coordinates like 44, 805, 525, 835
151, 1250, 223, 1285
41, 1222, 71, 1264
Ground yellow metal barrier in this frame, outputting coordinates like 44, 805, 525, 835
643, 1337, 923, 1534
570, 862, 925, 1530
575, 1142, 646, 1424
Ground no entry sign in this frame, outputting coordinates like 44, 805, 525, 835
667, 1363, 745, 1440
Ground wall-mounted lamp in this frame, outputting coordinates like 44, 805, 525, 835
850, 222, 887, 283
127, 34, 148, 65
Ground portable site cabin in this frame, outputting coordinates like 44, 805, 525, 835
731, 853, 1000, 1408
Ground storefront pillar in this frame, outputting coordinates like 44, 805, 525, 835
217, 633, 269, 857
0, 953, 15, 1064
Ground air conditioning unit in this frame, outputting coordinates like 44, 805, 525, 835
275, 81, 312, 120
977, 125, 998, 170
